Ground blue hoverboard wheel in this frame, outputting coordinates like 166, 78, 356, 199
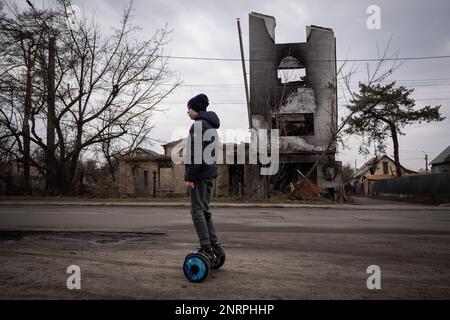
183, 253, 210, 282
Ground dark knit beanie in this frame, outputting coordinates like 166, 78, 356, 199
187, 93, 209, 113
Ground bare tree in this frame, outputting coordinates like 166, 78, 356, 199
0, 0, 180, 195
97, 111, 157, 182
0, 0, 51, 194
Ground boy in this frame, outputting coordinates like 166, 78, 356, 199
184, 93, 221, 262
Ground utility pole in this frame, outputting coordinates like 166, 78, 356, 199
425, 154, 428, 173
236, 18, 251, 129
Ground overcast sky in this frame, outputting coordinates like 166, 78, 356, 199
24, 0, 450, 170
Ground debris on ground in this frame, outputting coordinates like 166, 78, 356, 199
288, 176, 322, 201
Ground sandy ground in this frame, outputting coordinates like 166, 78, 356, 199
0, 202, 449, 299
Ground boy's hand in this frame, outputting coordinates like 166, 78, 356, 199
185, 181, 195, 189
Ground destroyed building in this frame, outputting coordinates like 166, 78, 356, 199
118, 13, 342, 199
118, 143, 244, 198
245, 12, 342, 198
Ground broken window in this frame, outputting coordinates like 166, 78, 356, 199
278, 55, 306, 84
278, 69, 306, 84
144, 170, 148, 187
274, 113, 314, 136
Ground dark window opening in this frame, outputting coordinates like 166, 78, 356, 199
132, 166, 139, 186
383, 162, 389, 175
274, 113, 314, 136
229, 165, 244, 196
143, 170, 148, 187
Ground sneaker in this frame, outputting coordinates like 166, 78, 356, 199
210, 241, 222, 252
198, 245, 216, 262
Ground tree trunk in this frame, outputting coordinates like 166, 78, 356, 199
46, 35, 56, 194
22, 53, 33, 194
107, 157, 116, 182
58, 157, 75, 195
67, 148, 81, 195
390, 124, 402, 177
55, 162, 67, 195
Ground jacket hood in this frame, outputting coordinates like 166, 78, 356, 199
195, 111, 220, 129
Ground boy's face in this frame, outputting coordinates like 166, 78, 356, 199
187, 107, 198, 120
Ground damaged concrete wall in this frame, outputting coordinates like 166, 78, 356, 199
278, 87, 316, 114
119, 139, 242, 198
249, 12, 337, 152
302, 25, 337, 151
118, 159, 159, 197
249, 12, 340, 193
278, 87, 319, 152
249, 12, 278, 119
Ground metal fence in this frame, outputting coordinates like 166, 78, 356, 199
373, 173, 450, 202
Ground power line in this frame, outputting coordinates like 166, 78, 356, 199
162, 101, 246, 105
159, 78, 450, 88
164, 97, 450, 105
161, 54, 450, 63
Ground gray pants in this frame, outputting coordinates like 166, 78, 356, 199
190, 178, 218, 246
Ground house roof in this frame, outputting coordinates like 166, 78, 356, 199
135, 147, 161, 157
352, 154, 416, 179
430, 145, 450, 165
119, 147, 162, 158
120, 154, 171, 162
352, 156, 378, 178
162, 138, 184, 147
364, 175, 395, 180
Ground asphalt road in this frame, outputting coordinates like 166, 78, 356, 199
0, 203, 449, 299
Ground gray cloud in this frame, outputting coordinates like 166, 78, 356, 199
47, 0, 450, 169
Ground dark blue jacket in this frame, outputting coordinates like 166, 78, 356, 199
184, 111, 220, 182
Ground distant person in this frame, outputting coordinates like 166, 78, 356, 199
184, 93, 222, 261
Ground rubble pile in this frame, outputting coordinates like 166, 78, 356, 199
288, 176, 321, 200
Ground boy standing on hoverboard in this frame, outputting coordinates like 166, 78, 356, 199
185, 93, 222, 263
